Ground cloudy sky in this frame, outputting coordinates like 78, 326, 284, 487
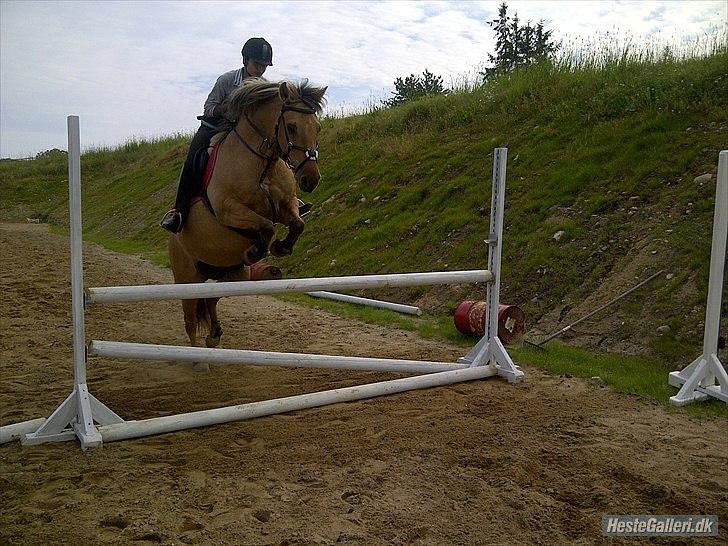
1, 0, 725, 158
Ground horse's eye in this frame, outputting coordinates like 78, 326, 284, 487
286, 123, 297, 135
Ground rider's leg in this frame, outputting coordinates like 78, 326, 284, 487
161, 124, 216, 233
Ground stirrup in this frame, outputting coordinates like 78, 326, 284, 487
297, 199, 313, 217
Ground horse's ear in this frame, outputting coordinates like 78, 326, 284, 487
279, 81, 297, 101
309, 85, 328, 113
317, 86, 329, 103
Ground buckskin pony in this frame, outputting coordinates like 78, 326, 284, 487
168, 78, 327, 367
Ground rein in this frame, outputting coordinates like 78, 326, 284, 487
230, 124, 279, 221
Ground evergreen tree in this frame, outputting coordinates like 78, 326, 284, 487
384, 69, 448, 108
481, 2, 558, 80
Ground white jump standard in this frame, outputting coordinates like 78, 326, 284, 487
668, 150, 728, 406
0, 116, 523, 450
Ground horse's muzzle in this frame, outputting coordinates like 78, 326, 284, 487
297, 170, 320, 193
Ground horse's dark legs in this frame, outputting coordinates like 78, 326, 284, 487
181, 299, 209, 371
211, 198, 277, 265
205, 298, 223, 348
243, 230, 274, 264
170, 234, 212, 371
271, 216, 305, 257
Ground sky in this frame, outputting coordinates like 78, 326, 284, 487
1, 0, 725, 158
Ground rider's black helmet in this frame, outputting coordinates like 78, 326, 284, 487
242, 37, 273, 66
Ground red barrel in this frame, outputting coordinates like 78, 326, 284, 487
249, 262, 283, 281
454, 301, 525, 344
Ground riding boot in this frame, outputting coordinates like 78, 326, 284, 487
160, 209, 183, 233
159, 123, 215, 233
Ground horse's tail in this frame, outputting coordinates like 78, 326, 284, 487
195, 299, 211, 336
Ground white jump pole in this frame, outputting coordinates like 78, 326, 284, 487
306, 291, 422, 316
0, 418, 47, 444
98, 366, 496, 443
668, 150, 728, 405
86, 270, 492, 304
89, 341, 468, 373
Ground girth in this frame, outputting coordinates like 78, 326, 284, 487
194, 260, 246, 281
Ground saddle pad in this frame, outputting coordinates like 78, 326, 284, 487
190, 143, 220, 206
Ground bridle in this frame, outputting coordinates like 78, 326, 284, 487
230, 100, 320, 186
278, 103, 320, 173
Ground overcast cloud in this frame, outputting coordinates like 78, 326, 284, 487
1, 0, 725, 157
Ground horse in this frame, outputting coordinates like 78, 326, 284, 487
168, 78, 327, 369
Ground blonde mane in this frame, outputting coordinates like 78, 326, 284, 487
214, 78, 327, 137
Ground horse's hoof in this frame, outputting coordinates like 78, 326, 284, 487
205, 335, 221, 348
271, 240, 292, 257
245, 244, 268, 264
192, 362, 210, 372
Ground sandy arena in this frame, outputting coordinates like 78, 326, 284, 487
1, 223, 726, 545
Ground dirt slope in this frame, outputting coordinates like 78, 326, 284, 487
1, 223, 726, 545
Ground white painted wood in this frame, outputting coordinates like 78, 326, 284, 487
669, 356, 728, 405
486, 148, 506, 360
86, 270, 493, 304
68, 116, 87, 385
702, 150, 728, 358
0, 418, 46, 444
89, 393, 124, 424
89, 340, 468, 373
463, 148, 524, 383
18, 120, 105, 449
98, 365, 497, 443
12, 118, 119, 449
306, 291, 422, 315
669, 150, 728, 405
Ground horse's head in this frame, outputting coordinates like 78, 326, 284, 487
276, 80, 327, 193
226, 78, 327, 193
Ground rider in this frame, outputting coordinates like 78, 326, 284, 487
160, 37, 312, 233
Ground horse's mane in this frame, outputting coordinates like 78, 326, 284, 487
292, 78, 328, 114
215, 78, 327, 138
228, 77, 281, 116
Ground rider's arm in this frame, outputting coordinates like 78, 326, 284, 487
203, 75, 227, 117
203, 69, 241, 117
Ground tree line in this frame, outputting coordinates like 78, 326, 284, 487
384, 2, 559, 107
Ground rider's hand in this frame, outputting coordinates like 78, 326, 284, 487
213, 103, 228, 117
